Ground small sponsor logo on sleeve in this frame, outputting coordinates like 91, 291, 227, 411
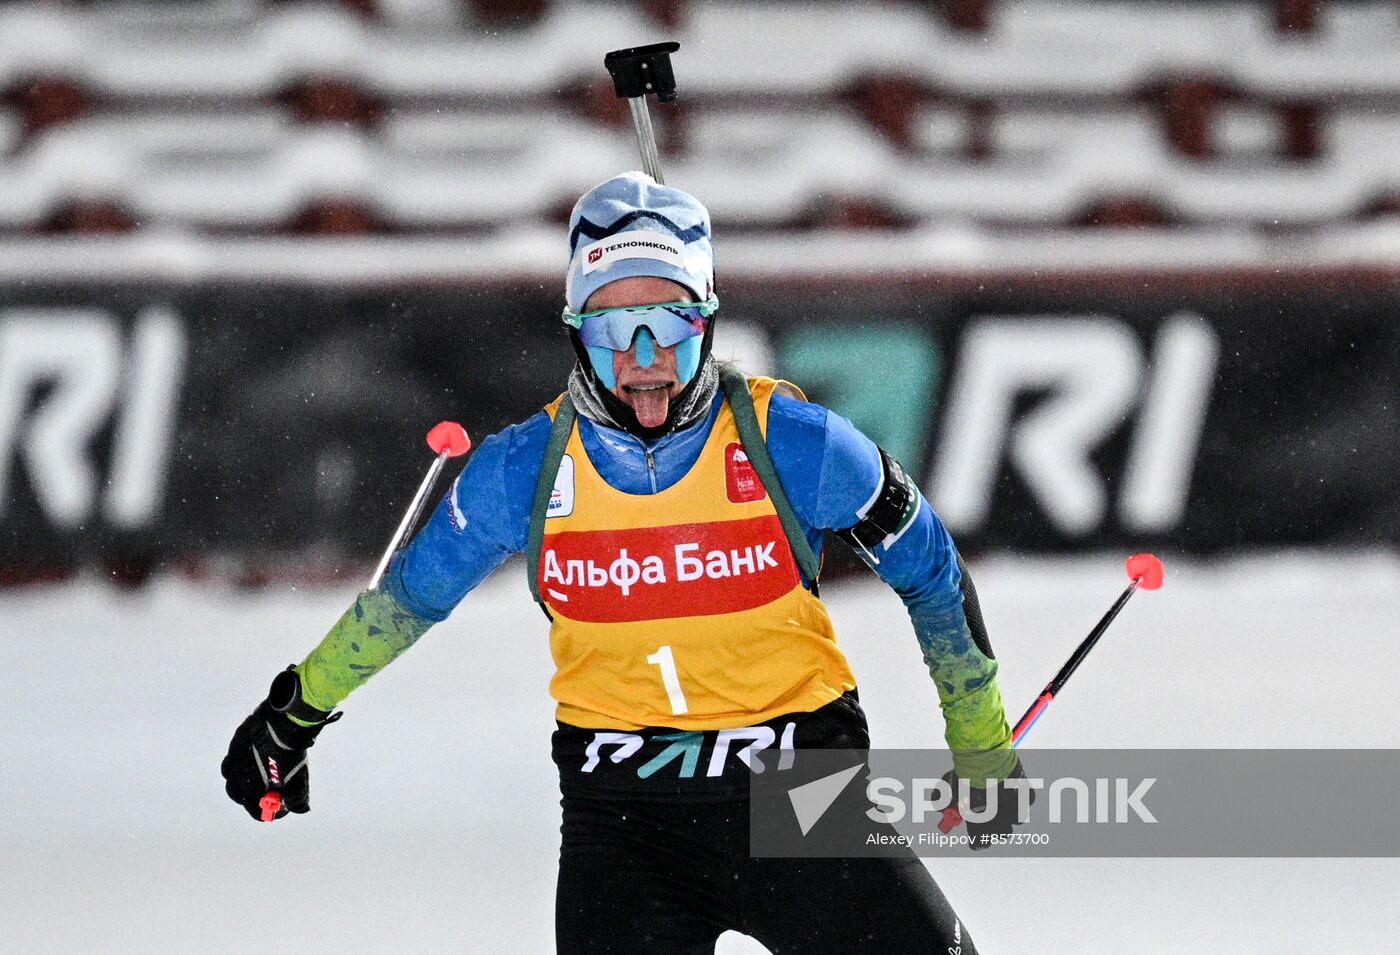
447, 474, 467, 532
548, 454, 575, 517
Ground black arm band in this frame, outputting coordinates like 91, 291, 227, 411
268, 666, 338, 725
836, 447, 920, 557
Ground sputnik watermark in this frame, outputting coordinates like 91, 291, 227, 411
750, 749, 1400, 858
866, 775, 1157, 825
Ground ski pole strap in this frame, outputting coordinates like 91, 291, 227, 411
526, 395, 578, 611
718, 365, 821, 591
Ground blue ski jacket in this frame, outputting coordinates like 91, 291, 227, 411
352, 386, 1012, 772
386, 390, 951, 620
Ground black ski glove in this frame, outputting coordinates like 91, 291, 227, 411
221, 666, 340, 822
943, 759, 1036, 850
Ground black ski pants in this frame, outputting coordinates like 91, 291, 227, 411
555, 794, 975, 954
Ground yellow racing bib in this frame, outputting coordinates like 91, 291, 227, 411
538, 377, 857, 731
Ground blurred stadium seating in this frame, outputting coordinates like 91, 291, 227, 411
2, 1, 1397, 584
1, 0, 1397, 242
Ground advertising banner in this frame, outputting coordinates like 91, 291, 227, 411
1, 280, 1395, 578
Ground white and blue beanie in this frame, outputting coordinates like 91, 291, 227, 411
565, 171, 714, 314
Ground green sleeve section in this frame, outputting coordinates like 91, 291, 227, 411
293, 588, 436, 716
917, 613, 1018, 785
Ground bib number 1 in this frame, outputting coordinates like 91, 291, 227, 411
646, 645, 689, 715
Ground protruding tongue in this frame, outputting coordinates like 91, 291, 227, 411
630, 387, 670, 428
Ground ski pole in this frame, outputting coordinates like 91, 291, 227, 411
367, 420, 472, 591
258, 422, 471, 822
256, 422, 470, 821
604, 41, 681, 184
937, 552, 1165, 833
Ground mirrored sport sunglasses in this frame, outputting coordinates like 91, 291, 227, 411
561, 295, 719, 351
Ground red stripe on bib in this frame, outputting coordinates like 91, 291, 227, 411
540, 515, 799, 623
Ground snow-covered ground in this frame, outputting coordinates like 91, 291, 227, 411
4, 552, 1398, 953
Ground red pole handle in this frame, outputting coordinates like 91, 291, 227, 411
259, 790, 282, 822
